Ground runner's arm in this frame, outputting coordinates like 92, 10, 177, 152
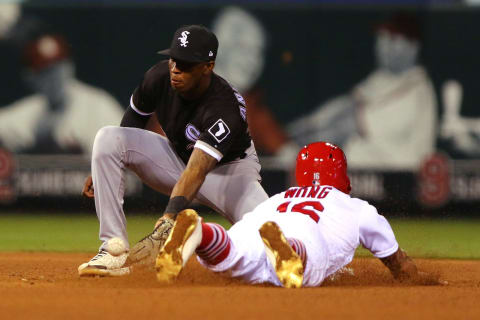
380, 248, 418, 280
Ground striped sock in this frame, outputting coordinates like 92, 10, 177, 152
287, 238, 307, 266
196, 223, 231, 265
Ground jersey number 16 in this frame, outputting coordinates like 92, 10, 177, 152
276, 201, 324, 223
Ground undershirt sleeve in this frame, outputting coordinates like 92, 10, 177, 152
358, 205, 399, 258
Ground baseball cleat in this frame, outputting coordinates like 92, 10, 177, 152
259, 221, 304, 288
126, 216, 175, 267
78, 250, 130, 277
155, 209, 202, 283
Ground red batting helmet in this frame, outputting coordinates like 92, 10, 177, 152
295, 141, 351, 194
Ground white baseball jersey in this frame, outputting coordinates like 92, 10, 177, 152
199, 185, 399, 287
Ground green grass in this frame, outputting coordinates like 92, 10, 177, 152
356, 218, 480, 259
0, 214, 479, 259
0, 213, 230, 253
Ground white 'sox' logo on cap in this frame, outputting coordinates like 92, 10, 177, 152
178, 31, 190, 47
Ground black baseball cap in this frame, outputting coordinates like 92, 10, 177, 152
158, 25, 218, 63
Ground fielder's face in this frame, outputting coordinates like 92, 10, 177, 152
168, 58, 213, 94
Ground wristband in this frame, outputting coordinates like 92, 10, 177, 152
165, 196, 189, 215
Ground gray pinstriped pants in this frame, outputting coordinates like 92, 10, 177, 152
91, 126, 268, 249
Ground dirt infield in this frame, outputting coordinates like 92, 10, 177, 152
0, 253, 478, 320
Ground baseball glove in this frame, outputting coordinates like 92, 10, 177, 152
125, 216, 175, 268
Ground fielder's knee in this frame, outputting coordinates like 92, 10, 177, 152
92, 126, 126, 162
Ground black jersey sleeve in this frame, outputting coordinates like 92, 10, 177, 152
130, 61, 169, 115
120, 106, 150, 128
196, 99, 246, 161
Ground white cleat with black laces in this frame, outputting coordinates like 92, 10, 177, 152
78, 217, 174, 277
78, 250, 130, 277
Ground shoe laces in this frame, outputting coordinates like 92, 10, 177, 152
91, 250, 108, 262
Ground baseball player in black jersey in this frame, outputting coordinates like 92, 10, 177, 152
78, 25, 269, 276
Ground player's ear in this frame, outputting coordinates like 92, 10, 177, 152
204, 61, 215, 74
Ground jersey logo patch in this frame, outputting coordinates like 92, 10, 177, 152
185, 123, 200, 143
185, 123, 200, 150
208, 119, 230, 143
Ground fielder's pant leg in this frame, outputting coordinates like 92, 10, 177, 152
196, 161, 269, 223
92, 127, 128, 249
92, 126, 184, 250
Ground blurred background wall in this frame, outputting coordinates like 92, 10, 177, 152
0, 0, 479, 216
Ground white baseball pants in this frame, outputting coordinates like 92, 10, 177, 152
198, 211, 330, 287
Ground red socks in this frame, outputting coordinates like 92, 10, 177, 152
195, 223, 307, 267
287, 238, 307, 266
196, 223, 231, 265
